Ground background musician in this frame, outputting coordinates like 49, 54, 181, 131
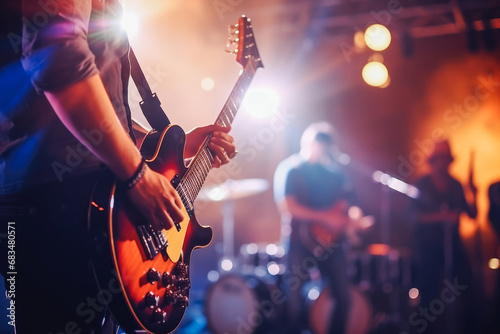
274, 122, 358, 334
411, 139, 479, 334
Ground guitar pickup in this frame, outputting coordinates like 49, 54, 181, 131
137, 225, 160, 260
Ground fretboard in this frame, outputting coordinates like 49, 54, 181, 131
176, 59, 257, 211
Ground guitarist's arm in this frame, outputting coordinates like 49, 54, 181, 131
45, 74, 236, 231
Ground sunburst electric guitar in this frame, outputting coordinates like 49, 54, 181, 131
88, 16, 263, 334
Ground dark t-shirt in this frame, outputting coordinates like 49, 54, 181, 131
274, 154, 355, 226
488, 181, 500, 238
0, 0, 132, 193
413, 174, 469, 245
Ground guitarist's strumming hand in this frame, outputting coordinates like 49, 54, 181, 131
322, 201, 350, 230
126, 166, 185, 231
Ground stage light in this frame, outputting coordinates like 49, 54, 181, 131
266, 244, 278, 256
307, 287, 321, 301
489, 258, 500, 270
409, 288, 419, 299
337, 152, 351, 166
207, 270, 220, 282
362, 61, 389, 87
348, 206, 362, 220
121, 11, 139, 38
220, 258, 233, 271
246, 243, 258, 255
354, 30, 366, 50
365, 24, 391, 51
201, 77, 215, 91
267, 262, 280, 276
242, 87, 279, 119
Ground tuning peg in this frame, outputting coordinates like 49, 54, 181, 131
228, 25, 239, 35
226, 38, 239, 47
225, 49, 238, 55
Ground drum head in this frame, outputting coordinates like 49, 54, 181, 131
205, 274, 261, 334
309, 287, 372, 334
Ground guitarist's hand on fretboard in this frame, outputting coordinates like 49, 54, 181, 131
184, 125, 236, 166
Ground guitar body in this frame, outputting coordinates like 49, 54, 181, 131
310, 223, 342, 247
89, 125, 212, 333
89, 15, 262, 334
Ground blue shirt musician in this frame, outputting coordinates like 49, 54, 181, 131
274, 122, 357, 334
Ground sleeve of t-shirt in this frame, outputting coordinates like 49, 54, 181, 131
20, 0, 99, 92
273, 159, 300, 204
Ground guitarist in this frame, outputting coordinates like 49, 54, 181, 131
0, 0, 236, 333
274, 122, 357, 334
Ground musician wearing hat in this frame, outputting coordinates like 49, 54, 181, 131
412, 139, 478, 333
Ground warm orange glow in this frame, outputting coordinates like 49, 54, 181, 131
367, 243, 391, 256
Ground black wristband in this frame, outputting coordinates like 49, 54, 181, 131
120, 159, 147, 191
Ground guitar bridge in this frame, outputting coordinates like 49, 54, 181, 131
137, 225, 169, 260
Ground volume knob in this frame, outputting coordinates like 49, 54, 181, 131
144, 291, 159, 309
147, 268, 161, 284
162, 272, 177, 286
153, 307, 167, 324
164, 289, 177, 305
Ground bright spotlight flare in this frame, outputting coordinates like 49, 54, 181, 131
362, 61, 389, 87
242, 87, 280, 119
365, 24, 392, 51
372, 171, 420, 199
121, 11, 139, 38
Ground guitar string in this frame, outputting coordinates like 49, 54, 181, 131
175, 60, 257, 211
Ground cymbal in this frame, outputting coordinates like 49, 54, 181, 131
199, 178, 269, 202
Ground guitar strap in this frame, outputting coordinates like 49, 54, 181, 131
129, 47, 171, 131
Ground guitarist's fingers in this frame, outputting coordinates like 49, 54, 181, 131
153, 210, 175, 231
210, 136, 236, 154
211, 130, 234, 143
212, 156, 222, 168
203, 125, 231, 135
162, 190, 185, 225
208, 141, 231, 165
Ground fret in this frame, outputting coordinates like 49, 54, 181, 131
190, 168, 203, 193
217, 118, 227, 127
184, 177, 195, 203
227, 100, 237, 119
195, 162, 206, 186
201, 150, 212, 176
231, 92, 242, 109
177, 184, 192, 209
222, 112, 231, 126
201, 151, 212, 174
225, 105, 235, 121
181, 185, 192, 206
179, 60, 259, 203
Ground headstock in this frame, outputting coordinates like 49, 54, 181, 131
226, 15, 264, 69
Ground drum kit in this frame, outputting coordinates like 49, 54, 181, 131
199, 178, 412, 334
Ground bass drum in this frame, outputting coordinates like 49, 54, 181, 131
309, 287, 372, 334
205, 274, 285, 334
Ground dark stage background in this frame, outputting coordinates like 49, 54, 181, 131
2, 0, 500, 333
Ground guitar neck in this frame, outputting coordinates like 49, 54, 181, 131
176, 60, 258, 210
